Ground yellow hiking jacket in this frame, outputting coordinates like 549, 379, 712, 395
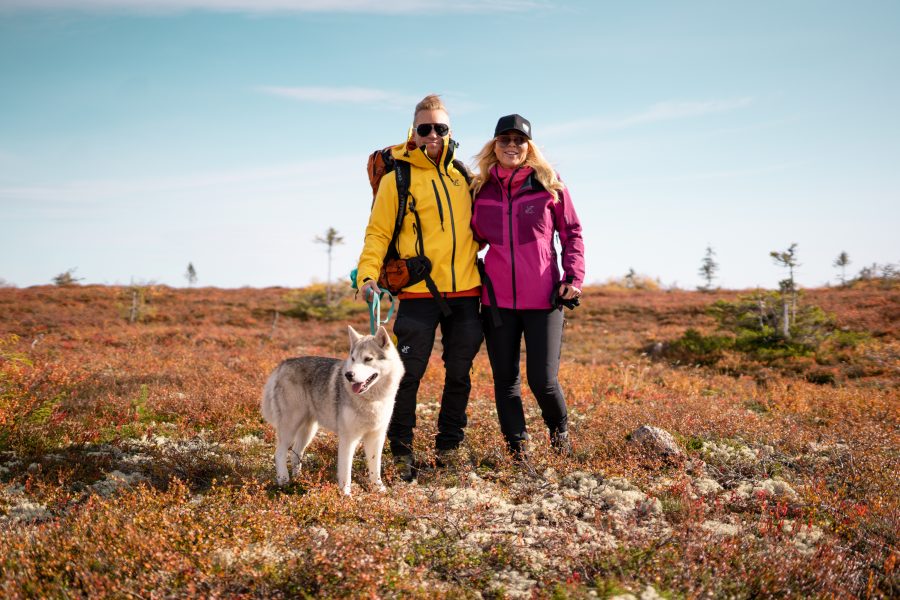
356, 137, 481, 296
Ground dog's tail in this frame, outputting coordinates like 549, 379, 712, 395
260, 366, 281, 425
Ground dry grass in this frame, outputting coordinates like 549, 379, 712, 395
0, 284, 897, 598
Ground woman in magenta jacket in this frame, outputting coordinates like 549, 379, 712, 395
470, 114, 585, 460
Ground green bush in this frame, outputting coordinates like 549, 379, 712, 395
662, 291, 863, 368
831, 329, 870, 349
282, 284, 366, 322
662, 328, 733, 366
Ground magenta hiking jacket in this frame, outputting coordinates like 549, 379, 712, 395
471, 165, 585, 310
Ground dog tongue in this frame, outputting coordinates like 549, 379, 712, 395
352, 382, 365, 394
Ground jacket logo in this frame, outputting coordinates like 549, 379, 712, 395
524, 205, 535, 215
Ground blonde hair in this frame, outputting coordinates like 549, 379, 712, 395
414, 93, 448, 122
471, 137, 565, 202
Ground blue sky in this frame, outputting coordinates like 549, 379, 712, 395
1, 0, 898, 290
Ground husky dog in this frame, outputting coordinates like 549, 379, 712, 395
261, 326, 404, 495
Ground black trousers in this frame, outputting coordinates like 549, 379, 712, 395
388, 296, 483, 456
483, 306, 568, 448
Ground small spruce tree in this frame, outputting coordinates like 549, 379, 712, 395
52, 268, 83, 287
833, 251, 850, 287
698, 245, 719, 292
624, 268, 637, 289
770, 243, 800, 338
185, 262, 198, 287
314, 227, 344, 304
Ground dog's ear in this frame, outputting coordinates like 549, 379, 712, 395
374, 326, 391, 348
348, 325, 363, 345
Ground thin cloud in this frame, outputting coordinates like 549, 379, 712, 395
258, 86, 419, 109
543, 97, 755, 137
0, 0, 548, 14
259, 86, 483, 114
0, 156, 357, 206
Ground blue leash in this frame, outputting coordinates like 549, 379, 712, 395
366, 289, 395, 335
349, 268, 396, 334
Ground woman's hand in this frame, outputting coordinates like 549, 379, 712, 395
558, 283, 581, 300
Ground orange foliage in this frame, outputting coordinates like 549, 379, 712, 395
0, 284, 896, 597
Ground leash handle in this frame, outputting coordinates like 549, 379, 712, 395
367, 289, 395, 334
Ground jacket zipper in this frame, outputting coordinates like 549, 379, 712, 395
431, 181, 445, 231
506, 168, 520, 309
437, 170, 457, 291
422, 146, 459, 292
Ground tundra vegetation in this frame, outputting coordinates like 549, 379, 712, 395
0, 280, 897, 598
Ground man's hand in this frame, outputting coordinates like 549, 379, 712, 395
360, 280, 381, 302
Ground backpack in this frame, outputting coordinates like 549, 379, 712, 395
364, 144, 471, 315
366, 146, 413, 261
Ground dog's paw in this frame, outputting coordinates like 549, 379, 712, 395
340, 485, 353, 496
276, 475, 290, 487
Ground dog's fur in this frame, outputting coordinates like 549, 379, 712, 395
261, 326, 404, 495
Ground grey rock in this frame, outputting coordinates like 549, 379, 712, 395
629, 425, 683, 457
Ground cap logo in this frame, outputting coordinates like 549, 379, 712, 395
522, 122, 530, 134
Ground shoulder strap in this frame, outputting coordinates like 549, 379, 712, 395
452, 159, 472, 186
477, 258, 502, 328
386, 160, 411, 259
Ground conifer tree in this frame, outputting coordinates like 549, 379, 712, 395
185, 262, 198, 287
625, 267, 637, 289
52, 268, 82, 286
833, 251, 850, 287
698, 245, 719, 292
770, 243, 800, 338
314, 227, 344, 304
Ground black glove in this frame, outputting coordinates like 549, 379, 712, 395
550, 284, 580, 310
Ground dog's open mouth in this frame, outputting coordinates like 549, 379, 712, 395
352, 373, 378, 395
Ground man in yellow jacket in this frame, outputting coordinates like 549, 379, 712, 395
357, 94, 482, 481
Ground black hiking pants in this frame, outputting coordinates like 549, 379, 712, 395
483, 306, 568, 451
388, 296, 483, 456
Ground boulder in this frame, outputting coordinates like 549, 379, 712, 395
628, 425, 683, 458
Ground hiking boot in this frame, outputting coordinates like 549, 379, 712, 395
508, 441, 538, 476
435, 446, 468, 470
392, 453, 416, 483
512, 450, 538, 477
551, 430, 574, 457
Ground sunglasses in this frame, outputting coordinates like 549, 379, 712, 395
415, 123, 450, 137
496, 134, 528, 147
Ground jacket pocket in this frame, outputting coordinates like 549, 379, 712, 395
517, 198, 547, 244
474, 203, 504, 245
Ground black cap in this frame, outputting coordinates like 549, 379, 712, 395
494, 114, 532, 139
